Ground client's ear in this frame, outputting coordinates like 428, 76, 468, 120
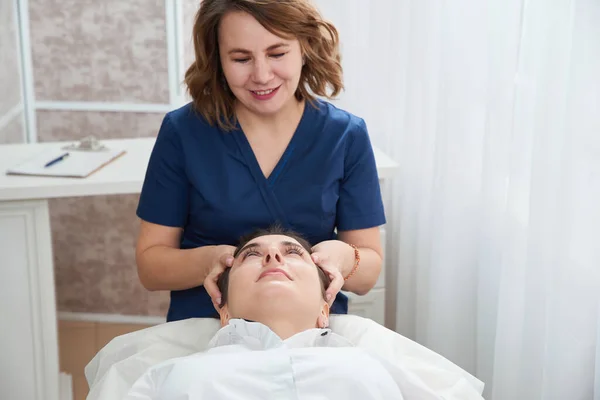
219, 305, 231, 327
317, 303, 330, 328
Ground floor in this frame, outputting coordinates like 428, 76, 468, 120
58, 320, 153, 400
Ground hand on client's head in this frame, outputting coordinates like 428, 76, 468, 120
204, 244, 237, 310
217, 226, 331, 338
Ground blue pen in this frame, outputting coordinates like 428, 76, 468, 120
44, 152, 70, 168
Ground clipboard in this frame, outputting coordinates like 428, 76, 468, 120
5, 136, 127, 178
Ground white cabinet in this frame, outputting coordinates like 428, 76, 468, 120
345, 226, 387, 326
346, 172, 396, 329
0, 200, 59, 400
347, 288, 386, 325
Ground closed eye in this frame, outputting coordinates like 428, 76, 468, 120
285, 245, 305, 256
243, 250, 261, 259
234, 53, 286, 63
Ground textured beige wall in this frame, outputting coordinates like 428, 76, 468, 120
28, 0, 184, 316
49, 194, 170, 315
36, 110, 165, 142
0, 0, 25, 144
29, 0, 170, 103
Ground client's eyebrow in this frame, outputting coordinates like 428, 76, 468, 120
280, 240, 302, 248
235, 240, 306, 258
236, 242, 260, 257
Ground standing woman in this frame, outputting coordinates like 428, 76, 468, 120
136, 0, 386, 322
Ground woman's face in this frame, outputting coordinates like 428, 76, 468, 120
224, 235, 326, 319
218, 11, 304, 117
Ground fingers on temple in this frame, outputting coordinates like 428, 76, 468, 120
313, 253, 330, 265
221, 254, 234, 267
326, 275, 344, 305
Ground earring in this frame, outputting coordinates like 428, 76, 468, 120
318, 315, 328, 328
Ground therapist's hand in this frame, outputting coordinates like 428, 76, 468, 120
311, 240, 356, 305
203, 245, 236, 310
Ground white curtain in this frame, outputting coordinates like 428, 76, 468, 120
315, 0, 600, 398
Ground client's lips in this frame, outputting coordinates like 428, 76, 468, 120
258, 268, 291, 281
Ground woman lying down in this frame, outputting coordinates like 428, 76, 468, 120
125, 227, 481, 399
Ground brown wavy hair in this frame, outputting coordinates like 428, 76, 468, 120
184, 0, 344, 131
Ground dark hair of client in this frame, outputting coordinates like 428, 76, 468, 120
216, 225, 331, 308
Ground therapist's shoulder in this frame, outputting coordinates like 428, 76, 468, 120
314, 100, 369, 140
161, 102, 220, 139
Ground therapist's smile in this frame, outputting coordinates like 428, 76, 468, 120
250, 85, 281, 101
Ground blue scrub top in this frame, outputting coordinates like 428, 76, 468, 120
137, 100, 386, 322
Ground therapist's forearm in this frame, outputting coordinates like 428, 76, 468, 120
342, 247, 382, 296
136, 245, 215, 291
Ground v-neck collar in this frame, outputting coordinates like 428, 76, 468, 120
232, 102, 312, 188
207, 319, 346, 350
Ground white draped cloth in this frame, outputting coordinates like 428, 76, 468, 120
123, 319, 483, 399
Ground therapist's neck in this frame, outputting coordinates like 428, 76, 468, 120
235, 98, 305, 136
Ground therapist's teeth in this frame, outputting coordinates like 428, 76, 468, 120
254, 89, 275, 95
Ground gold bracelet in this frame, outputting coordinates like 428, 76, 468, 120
344, 244, 360, 281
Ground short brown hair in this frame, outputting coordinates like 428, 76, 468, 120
184, 0, 344, 131
217, 225, 331, 308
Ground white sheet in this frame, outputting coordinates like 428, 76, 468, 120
85, 315, 485, 399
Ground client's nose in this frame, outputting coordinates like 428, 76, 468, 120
264, 248, 283, 265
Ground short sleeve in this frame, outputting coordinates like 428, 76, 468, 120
136, 114, 190, 227
336, 119, 386, 231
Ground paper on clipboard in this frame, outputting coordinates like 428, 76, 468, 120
6, 147, 126, 178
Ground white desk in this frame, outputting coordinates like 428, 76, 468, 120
0, 137, 398, 400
